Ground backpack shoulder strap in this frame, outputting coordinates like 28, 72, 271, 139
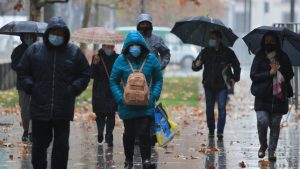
125, 57, 135, 73
138, 55, 148, 73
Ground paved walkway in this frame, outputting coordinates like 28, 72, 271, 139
1, 75, 300, 169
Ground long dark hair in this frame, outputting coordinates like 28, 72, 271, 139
260, 31, 281, 51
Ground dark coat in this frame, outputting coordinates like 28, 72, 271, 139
11, 43, 29, 90
91, 49, 118, 115
17, 16, 91, 121
192, 45, 241, 90
250, 50, 294, 114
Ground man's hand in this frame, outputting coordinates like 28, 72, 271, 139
92, 55, 100, 64
195, 59, 202, 67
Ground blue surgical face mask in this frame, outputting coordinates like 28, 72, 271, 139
48, 34, 64, 46
104, 49, 114, 56
24, 39, 34, 46
129, 45, 141, 57
208, 39, 217, 48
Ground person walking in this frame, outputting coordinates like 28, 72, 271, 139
250, 31, 294, 161
17, 16, 90, 169
192, 30, 241, 140
11, 33, 37, 142
136, 13, 170, 70
110, 31, 163, 169
91, 44, 118, 147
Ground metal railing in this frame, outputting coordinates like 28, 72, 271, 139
273, 23, 300, 109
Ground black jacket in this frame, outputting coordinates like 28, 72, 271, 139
192, 46, 241, 90
91, 49, 118, 115
17, 16, 91, 121
11, 43, 30, 90
250, 50, 294, 114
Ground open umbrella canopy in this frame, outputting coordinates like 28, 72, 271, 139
0, 21, 47, 36
171, 16, 238, 47
70, 27, 124, 45
243, 26, 300, 66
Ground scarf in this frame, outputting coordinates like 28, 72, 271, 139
266, 51, 285, 99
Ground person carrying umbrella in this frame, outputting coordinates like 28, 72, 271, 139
11, 33, 37, 143
192, 30, 241, 140
91, 43, 118, 147
250, 31, 294, 161
110, 31, 163, 169
136, 13, 171, 70
17, 16, 90, 169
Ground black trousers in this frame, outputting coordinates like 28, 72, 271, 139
123, 116, 152, 162
96, 113, 115, 142
31, 120, 70, 169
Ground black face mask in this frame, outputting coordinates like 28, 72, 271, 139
265, 44, 277, 52
139, 26, 151, 35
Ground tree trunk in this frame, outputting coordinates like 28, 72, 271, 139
44, 3, 56, 22
81, 0, 93, 50
82, 0, 93, 28
29, 0, 43, 21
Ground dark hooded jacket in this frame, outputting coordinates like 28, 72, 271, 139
192, 45, 241, 90
17, 16, 91, 121
137, 13, 170, 70
91, 49, 118, 115
11, 36, 36, 90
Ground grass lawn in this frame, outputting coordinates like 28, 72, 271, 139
0, 77, 200, 108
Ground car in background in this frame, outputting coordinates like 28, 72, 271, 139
115, 26, 200, 69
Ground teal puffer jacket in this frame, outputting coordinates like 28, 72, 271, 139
110, 31, 163, 120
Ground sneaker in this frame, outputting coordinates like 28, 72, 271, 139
124, 160, 133, 169
142, 159, 155, 169
217, 133, 223, 140
98, 134, 103, 145
268, 152, 277, 161
258, 145, 267, 158
28, 133, 32, 143
22, 131, 28, 143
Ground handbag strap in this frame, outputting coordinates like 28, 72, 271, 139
100, 56, 110, 79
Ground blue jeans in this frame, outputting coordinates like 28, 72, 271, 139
204, 88, 228, 134
256, 111, 282, 153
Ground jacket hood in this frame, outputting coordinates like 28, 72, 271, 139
121, 31, 149, 57
43, 16, 70, 48
136, 13, 153, 36
20, 34, 37, 45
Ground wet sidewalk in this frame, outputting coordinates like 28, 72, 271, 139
0, 80, 300, 169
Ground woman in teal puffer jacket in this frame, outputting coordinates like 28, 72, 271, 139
110, 31, 163, 169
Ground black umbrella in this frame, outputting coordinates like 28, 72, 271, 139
171, 16, 238, 47
0, 21, 47, 36
243, 26, 300, 66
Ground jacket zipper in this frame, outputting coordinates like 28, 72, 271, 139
50, 50, 57, 117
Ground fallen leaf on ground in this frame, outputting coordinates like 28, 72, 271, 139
19, 149, 30, 155
259, 160, 269, 168
239, 161, 246, 168
207, 147, 218, 153
208, 165, 216, 169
